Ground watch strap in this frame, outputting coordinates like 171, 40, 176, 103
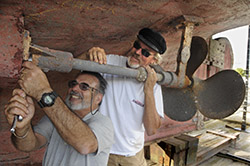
38, 91, 58, 108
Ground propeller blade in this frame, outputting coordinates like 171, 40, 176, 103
162, 86, 197, 121
194, 70, 245, 119
186, 36, 208, 79
162, 70, 245, 121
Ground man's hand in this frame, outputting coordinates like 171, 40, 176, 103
87, 47, 107, 64
18, 61, 52, 101
144, 66, 157, 92
4, 89, 35, 129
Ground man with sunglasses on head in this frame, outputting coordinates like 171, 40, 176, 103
83, 28, 166, 166
4, 61, 114, 166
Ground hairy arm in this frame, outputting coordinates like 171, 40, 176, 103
42, 97, 98, 154
11, 124, 46, 152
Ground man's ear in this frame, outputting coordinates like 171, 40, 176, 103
151, 59, 157, 65
153, 53, 162, 65
95, 93, 103, 105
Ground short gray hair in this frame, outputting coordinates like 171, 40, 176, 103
77, 71, 107, 95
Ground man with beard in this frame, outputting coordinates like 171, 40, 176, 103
84, 28, 166, 166
4, 61, 114, 166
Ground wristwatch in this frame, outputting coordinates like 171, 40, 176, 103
38, 91, 58, 108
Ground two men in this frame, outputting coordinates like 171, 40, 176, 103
4, 62, 114, 166
5, 27, 166, 165
86, 28, 166, 165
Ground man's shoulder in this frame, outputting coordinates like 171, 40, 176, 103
90, 112, 113, 125
87, 112, 114, 134
107, 54, 127, 60
106, 54, 127, 66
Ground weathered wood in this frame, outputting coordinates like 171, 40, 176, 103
217, 152, 250, 165
157, 134, 199, 166
158, 137, 187, 166
220, 147, 250, 161
206, 130, 237, 140
145, 131, 240, 166
145, 143, 169, 166
191, 131, 240, 165
175, 134, 199, 165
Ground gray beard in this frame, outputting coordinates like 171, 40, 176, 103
127, 56, 140, 69
65, 93, 91, 111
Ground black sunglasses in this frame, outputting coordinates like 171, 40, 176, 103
133, 41, 151, 57
68, 80, 99, 92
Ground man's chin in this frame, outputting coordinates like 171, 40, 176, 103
65, 97, 85, 111
70, 105, 83, 111
128, 63, 139, 69
127, 57, 140, 69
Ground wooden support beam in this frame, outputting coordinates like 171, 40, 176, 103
175, 134, 199, 165
191, 131, 240, 166
158, 137, 187, 166
157, 134, 199, 166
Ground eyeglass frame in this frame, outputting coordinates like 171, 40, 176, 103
68, 80, 100, 93
133, 40, 155, 58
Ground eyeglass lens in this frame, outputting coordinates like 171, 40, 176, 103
133, 41, 151, 57
68, 80, 90, 91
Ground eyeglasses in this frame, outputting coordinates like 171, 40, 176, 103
133, 41, 151, 57
68, 80, 100, 92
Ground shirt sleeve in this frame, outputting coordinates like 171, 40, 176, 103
154, 84, 165, 118
33, 115, 54, 143
87, 114, 114, 156
106, 54, 127, 66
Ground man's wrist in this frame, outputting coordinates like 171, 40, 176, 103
36, 88, 53, 101
14, 125, 30, 139
37, 91, 58, 108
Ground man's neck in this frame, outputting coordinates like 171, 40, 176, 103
74, 107, 99, 119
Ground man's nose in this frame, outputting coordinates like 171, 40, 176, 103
71, 84, 80, 91
135, 48, 142, 56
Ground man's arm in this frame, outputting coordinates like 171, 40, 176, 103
11, 124, 47, 152
143, 66, 161, 136
18, 62, 98, 154
43, 96, 98, 154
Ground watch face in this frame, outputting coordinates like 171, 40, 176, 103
38, 91, 58, 108
44, 95, 53, 104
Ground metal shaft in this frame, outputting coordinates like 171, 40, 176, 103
33, 52, 177, 86
73, 58, 139, 78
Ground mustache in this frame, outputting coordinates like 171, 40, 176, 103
69, 90, 83, 99
129, 53, 140, 61
132, 52, 139, 57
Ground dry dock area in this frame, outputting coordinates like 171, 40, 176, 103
146, 107, 250, 166
196, 107, 250, 166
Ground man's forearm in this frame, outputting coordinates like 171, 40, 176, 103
143, 89, 161, 136
42, 97, 97, 154
11, 124, 41, 152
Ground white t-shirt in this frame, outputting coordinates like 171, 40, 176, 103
99, 54, 164, 156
